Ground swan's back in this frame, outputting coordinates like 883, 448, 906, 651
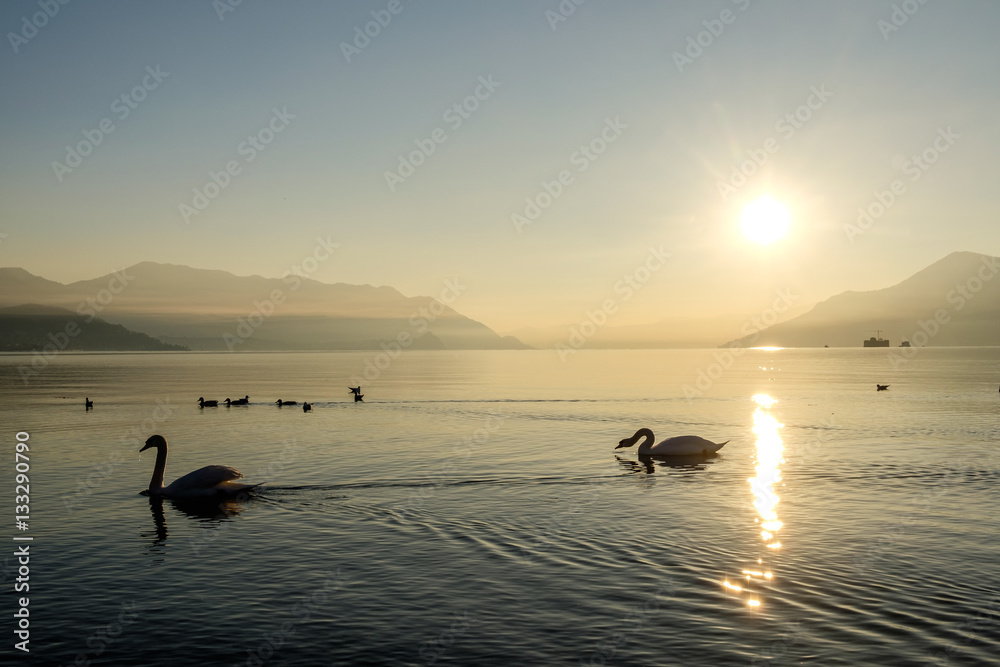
164, 464, 245, 496
647, 435, 727, 456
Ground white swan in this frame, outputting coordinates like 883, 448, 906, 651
616, 428, 728, 456
139, 435, 259, 498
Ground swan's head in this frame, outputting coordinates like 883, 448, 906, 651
140, 434, 167, 453
615, 428, 650, 449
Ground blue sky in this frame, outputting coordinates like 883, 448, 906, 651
2, 0, 998, 333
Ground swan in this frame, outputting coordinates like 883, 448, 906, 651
616, 428, 728, 456
276, 399, 297, 406
198, 397, 218, 408
302, 402, 312, 412
139, 435, 259, 499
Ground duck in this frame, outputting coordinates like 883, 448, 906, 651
85, 397, 93, 409
353, 392, 364, 402
275, 399, 298, 406
198, 397, 218, 408
876, 384, 889, 391
302, 402, 312, 412
349, 386, 362, 396
139, 435, 259, 499
615, 428, 728, 456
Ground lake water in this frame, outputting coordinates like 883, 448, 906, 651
1, 348, 998, 666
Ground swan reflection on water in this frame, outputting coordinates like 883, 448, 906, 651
615, 453, 720, 475
142, 494, 253, 549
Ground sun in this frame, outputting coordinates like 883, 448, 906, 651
740, 196, 790, 246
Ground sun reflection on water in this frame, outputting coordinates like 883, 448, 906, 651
723, 393, 784, 608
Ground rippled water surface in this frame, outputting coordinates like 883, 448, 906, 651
1, 349, 999, 666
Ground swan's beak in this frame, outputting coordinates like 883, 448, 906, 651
139, 443, 152, 452
615, 440, 630, 449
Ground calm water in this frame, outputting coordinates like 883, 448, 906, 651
1, 348, 998, 666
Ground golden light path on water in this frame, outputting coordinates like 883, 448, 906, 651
723, 393, 784, 608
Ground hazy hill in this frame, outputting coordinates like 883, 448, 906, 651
723, 251, 1000, 348
0, 305, 187, 352
0, 263, 527, 351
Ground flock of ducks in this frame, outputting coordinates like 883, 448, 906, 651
192, 387, 364, 412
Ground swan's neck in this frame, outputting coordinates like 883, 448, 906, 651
633, 428, 655, 454
148, 444, 167, 493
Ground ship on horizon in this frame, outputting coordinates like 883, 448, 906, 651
864, 329, 890, 347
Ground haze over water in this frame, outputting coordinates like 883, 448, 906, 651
2, 348, 998, 665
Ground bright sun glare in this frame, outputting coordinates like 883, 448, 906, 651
740, 197, 790, 246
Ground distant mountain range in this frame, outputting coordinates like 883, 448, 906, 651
0, 262, 527, 351
1, 252, 997, 351
723, 251, 1000, 348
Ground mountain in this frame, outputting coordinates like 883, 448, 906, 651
723, 251, 1000, 348
0, 305, 187, 352
0, 262, 527, 351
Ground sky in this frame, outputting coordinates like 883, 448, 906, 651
1, 0, 998, 335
